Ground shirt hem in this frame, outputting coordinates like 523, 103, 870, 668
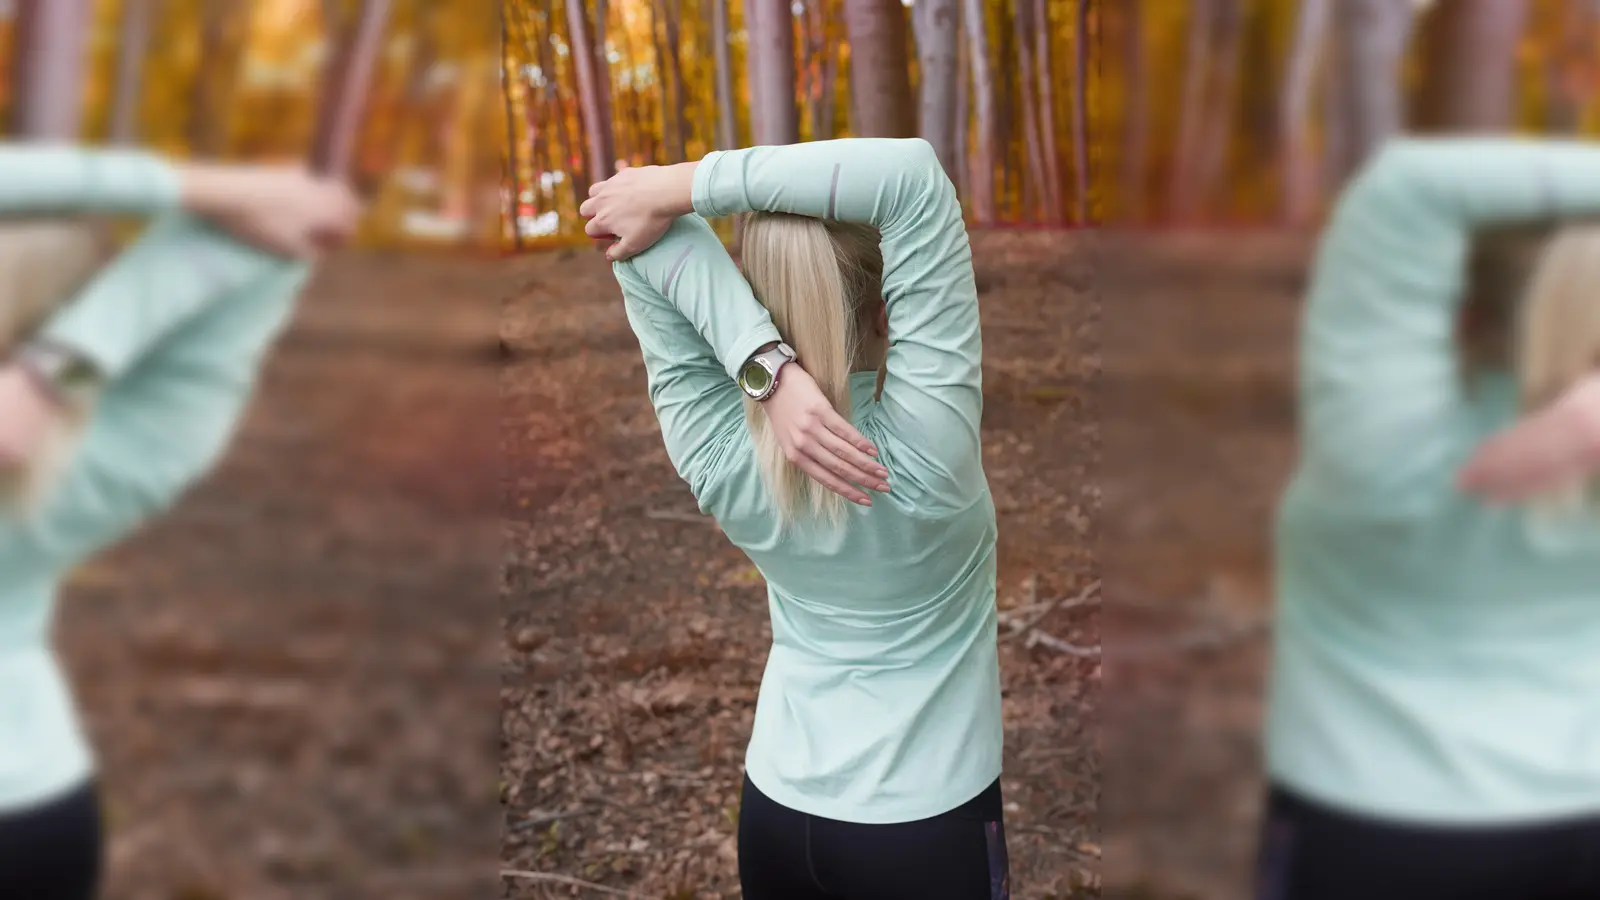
0, 755, 95, 816
1266, 765, 1600, 828
743, 759, 1003, 825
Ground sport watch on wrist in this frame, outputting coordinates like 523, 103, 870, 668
11, 340, 100, 410
738, 342, 796, 401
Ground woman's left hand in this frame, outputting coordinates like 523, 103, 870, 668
1458, 374, 1600, 503
763, 365, 890, 506
579, 163, 698, 262
0, 365, 62, 469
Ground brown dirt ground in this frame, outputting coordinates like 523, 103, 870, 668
499, 231, 1101, 899
1100, 232, 1311, 900
57, 252, 504, 900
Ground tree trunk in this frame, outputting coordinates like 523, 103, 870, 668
1034, 0, 1064, 223
1069, 0, 1089, 224
844, 0, 916, 137
191, 0, 250, 157
747, 0, 799, 144
501, 1, 525, 251
1280, 0, 1331, 224
648, 3, 676, 161
309, 0, 391, 180
590, 0, 618, 169
1324, 0, 1414, 189
913, 0, 960, 183
1411, 0, 1529, 133
1545, 1, 1600, 133
8, 0, 94, 139
1010, 0, 1051, 222
109, 0, 157, 144
664, 0, 689, 159
564, 0, 614, 183
1120, 0, 1149, 223
1169, 0, 1214, 220
961, 0, 997, 224
1194, 0, 1244, 219
999, 2, 1019, 214
813, 0, 838, 140
711, 0, 738, 148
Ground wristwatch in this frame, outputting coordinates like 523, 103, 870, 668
738, 342, 796, 401
11, 340, 100, 411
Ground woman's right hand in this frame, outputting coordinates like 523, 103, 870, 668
1458, 374, 1600, 503
763, 364, 891, 506
178, 164, 362, 260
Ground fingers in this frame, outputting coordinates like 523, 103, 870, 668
818, 410, 879, 458
793, 455, 873, 506
818, 414, 886, 470
1458, 417, 1570, 503
578, 196, 597, 218
583, 216, 610, 238
813, 428, 890, 492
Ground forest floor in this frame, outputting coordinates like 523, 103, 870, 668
57, 252, 504, 900
1099, 231, 1309, 900
500, 232, 1100, 899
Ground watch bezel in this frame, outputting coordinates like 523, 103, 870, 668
739, 343, 796, 400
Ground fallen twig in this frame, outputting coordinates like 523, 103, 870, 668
1028, 631, 1101, 657
509, 808, 591, 832
500, 869, 659, 898
1001, 578, 1101, 644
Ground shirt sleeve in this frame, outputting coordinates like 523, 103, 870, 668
0, 144, 183, 216
35, 212, 288, 380
692, 138, 985, 508
0, 237, 308, 576
1299, 137, 1600, 507
613, 214, 781, 498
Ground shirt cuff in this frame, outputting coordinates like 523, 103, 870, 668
692, 150, 733, 219
725, 320, 784, 384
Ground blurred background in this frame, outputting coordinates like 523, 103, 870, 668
0, 0, 505, 246
2, 2, 503, 899
498, 1, 1097, 898
1098, 1, 1594, 899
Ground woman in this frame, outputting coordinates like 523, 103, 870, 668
0, 145, 357, 899
1258, 138, 1600, 900
580, 138, 1009, 900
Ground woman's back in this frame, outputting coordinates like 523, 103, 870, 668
609, 138, 1004, 823
1269, 139, 1600, 825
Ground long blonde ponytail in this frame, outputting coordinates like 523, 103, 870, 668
0, 221, 110, 511
738, 212, 882, 527
1514, 225, 1600, 519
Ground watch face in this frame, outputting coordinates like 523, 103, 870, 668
742, 362, 772, 395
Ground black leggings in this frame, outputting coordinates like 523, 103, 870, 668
1255, 784, 1600, 900
738, 775, 1010, 900
0, 779, 103, 900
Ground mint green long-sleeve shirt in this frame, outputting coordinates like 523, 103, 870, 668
1268, 138, 1600, 824
611, 138, 1001, 823
0, 147, 309, 812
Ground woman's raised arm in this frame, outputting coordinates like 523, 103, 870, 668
0, 240, 309, 577
690, 138, 984, 509
0, 145, 183, 216
1301, 138, 1600, 509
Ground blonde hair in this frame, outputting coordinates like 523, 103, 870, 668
1511, 225, 1600, 519
738, 212, 883, 527
0, 221, 109, 510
